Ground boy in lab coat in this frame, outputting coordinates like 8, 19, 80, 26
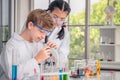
0, 9, 57, 80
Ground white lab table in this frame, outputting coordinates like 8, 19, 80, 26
70, 70, 120, 80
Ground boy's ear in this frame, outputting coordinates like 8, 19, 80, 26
28, 21, 34, 29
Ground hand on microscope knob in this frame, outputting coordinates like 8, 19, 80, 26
46, 41, 58, 49
35, 46, 51, 63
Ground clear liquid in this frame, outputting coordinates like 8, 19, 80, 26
12, 65, 17, 80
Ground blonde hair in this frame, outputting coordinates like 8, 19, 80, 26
26, 9, 54, 29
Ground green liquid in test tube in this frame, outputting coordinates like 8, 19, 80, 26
63, 74, 68, 80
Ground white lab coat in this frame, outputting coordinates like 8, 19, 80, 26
0, 33, 40, 80
38, 26, 70, 67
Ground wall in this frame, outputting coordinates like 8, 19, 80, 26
14, 0, 33, 33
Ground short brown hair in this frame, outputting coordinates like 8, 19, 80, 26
26, 9, 54, 29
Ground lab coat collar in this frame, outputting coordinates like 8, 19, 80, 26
12, 33, 24, 41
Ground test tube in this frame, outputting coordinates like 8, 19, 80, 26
59, 69, 63, 80
12, 49, 18, 80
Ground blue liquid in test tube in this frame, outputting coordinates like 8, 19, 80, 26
12, 49, 18, 80
12, 65, 17, 80
59, 69, 63, 80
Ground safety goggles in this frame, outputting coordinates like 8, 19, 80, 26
33, 22, 52, 36
50, 14, 66, 25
